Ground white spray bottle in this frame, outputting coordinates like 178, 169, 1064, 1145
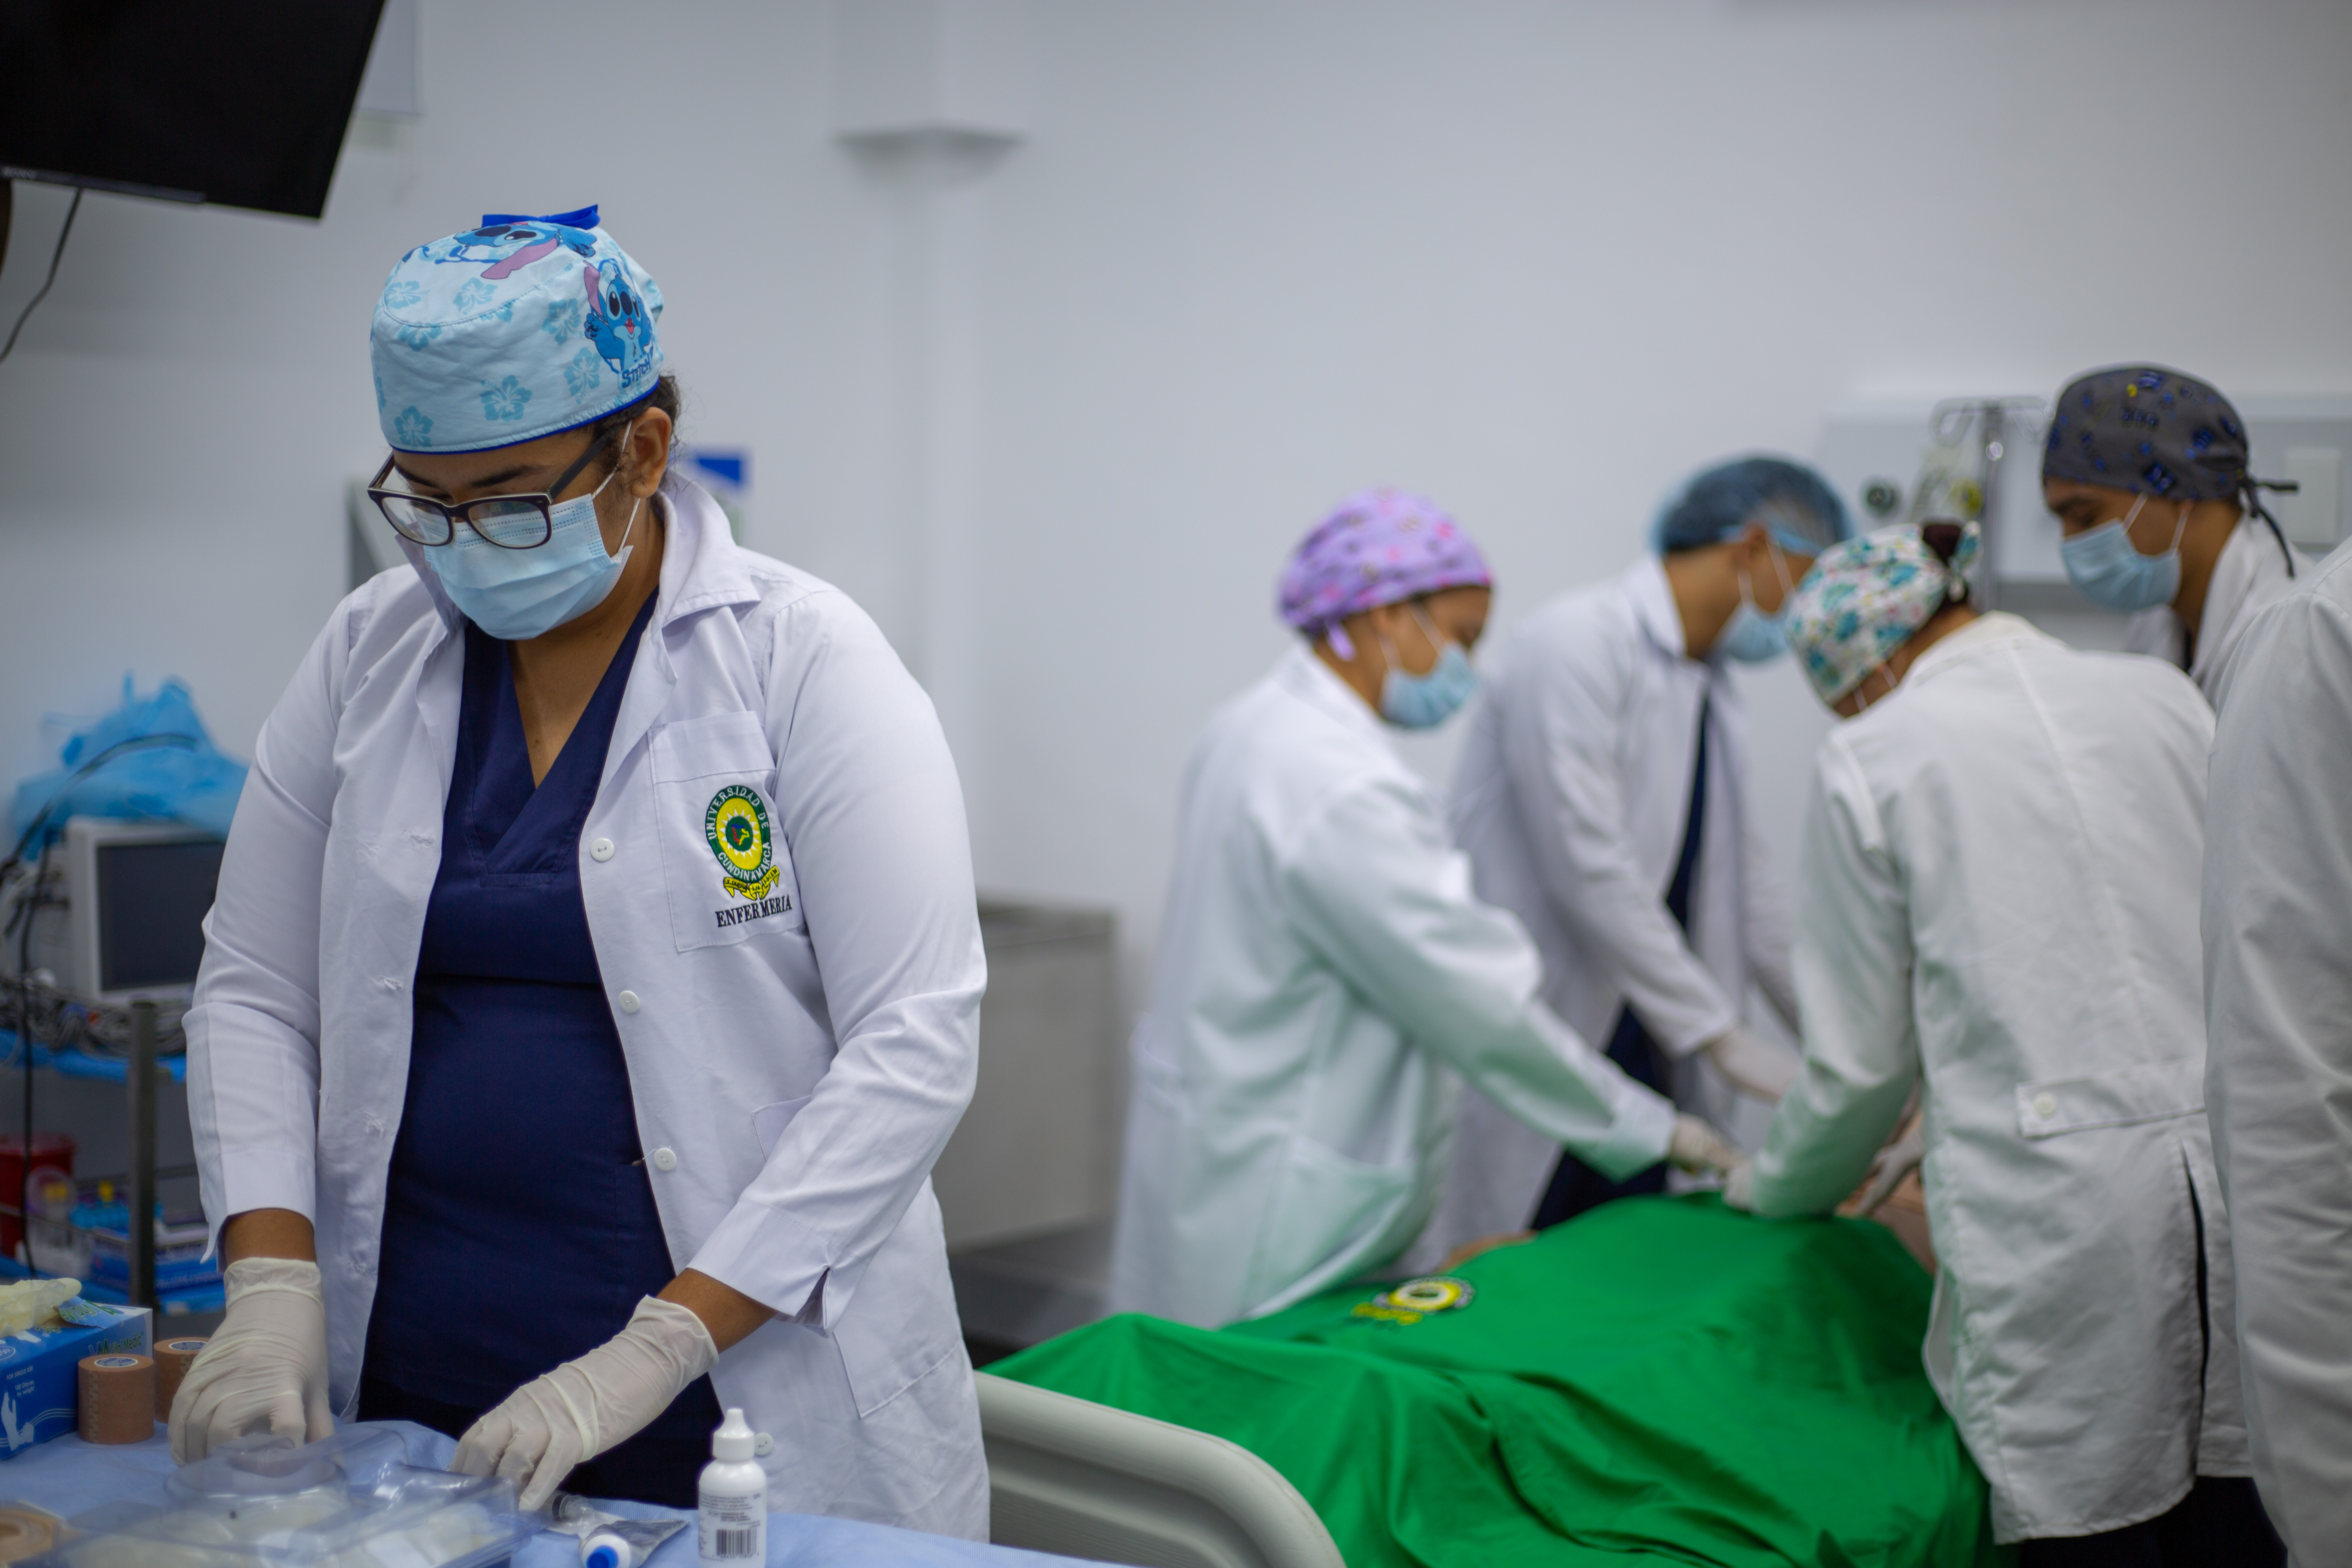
697, 1407, 767, 1564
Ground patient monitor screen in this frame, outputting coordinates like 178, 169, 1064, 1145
96, 840, 224, 993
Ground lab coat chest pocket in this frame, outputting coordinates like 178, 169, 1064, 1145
2015, 1057, 2205, 1139
753, 1096, 812, 1156
650, 712, 805, 952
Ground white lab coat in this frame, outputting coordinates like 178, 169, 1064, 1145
184, 480, 989, 1537
2203, 540, 2352, 1565
1749, 613, 2246, 1545
1416, 559, 1795, 1260
2124, 517, 2304, 705
1107, 645, 1675, 1329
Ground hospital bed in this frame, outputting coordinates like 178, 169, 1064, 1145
978, 1373, 1344, 1568
979, 1196, 1999, 1568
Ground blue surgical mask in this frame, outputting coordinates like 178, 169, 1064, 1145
1715, 541, 1800, 664
1716, 601, 1787, 663
1378, 607, 1480, 729
2058, 494, 2187, 614
423, 456, 642, 641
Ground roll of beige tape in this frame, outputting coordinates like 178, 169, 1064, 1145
0, 1505, 62, 1563
153, 1337, 208, 1419
78, 1352, 156, 1445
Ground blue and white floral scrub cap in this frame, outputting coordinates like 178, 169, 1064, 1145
370, 205, 663, 453
1784, 521, 1980, 704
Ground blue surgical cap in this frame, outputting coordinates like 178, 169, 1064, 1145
1650, 456, 1851, 558
370, 205, 664, 453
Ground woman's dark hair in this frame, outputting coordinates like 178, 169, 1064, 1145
1918, 519, 1973, 611
589, 372, 682, 483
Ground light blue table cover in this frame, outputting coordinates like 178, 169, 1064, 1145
0, 1422, 1082, 1568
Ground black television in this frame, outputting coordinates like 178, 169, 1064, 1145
0, 0, 387, 219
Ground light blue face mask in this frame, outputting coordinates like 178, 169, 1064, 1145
1716, 601, 1788, 663
2058, 493, 2186, 614
1378, 606, 1480, 729
1715, 538, 1801, 664
423, 447, 642, 641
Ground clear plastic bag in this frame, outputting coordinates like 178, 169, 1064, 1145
28, 1426, 531, 1568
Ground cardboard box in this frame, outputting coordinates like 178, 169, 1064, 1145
0, 1298, 152, 1458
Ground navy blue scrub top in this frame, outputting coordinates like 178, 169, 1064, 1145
364, 595, 720, 1460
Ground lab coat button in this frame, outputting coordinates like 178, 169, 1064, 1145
650, 1147, 678, 1172
2031, 1093, 2058, 1119
590, 837, 615, 862
617, 990, 641, 1013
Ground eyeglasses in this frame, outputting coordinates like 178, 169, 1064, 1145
367, 427, 617, 549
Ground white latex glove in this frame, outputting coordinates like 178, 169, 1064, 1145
1704, 1025, 1802, 1104
169, 1257, 333, 1462
454, 1295, 719, 1511
1855, 1120, 1927, 1218
1722, 1159, 1756, 1212
1666, 1113, 1742, 1176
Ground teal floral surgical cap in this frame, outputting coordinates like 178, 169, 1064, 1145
370, 204, 664, 453
1784, 522, 1980, 705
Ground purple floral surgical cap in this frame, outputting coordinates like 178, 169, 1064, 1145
1277, 488, 1492, 654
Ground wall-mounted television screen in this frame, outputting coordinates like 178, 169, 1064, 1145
0, 0, 387, 218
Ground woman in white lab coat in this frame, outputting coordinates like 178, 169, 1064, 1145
1730, 522, 2277, 1561
1422, 457, 1842, 1261
2044, 364, 2305, 706
1109, 490, 1739, 1330
2202, 541, 2352, 1564
172, 212, 989, 1534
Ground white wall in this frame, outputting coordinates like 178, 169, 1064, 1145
3, 0, 2350, 1017
950, 0, 2352, 1004
0, 1, 901, 784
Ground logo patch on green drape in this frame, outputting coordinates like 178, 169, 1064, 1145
1351, 1275, 1475, 1325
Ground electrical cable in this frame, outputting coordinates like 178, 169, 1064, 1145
0, 187, 83, 368
2, 733, 198, 872
16, 842, 46, 1271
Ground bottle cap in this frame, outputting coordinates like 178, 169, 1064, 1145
711, 1406, 754, 1462
584, 1546, 621, 1568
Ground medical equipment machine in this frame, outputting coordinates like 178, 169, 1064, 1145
5, 819, 221, 1009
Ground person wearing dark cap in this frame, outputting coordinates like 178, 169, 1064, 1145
2044, 365, 2305, 705
1411, 457, 1848, 1266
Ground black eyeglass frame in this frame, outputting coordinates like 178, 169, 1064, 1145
366, 426, 619, 549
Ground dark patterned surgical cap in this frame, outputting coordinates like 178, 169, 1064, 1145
2043, 365, 2255, 502
2044, 364, 2299, 568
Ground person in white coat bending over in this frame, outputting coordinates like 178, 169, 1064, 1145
1422, 458, 1841, 1257
2045, 364, 2305, 706
1728, 521, 2279, 1563
169, 209, 991, 1535
2202, 541, 2352, 1563
1109, 489, 1740, 1330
